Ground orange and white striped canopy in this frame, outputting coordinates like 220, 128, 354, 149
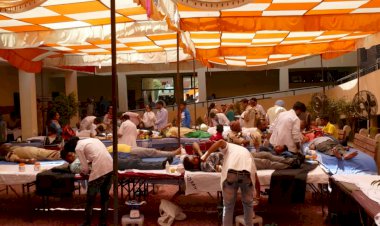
177, 0, 380, 67
1, 0, 380, 71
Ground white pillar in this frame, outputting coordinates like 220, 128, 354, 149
65, 71, 79, 126
279, 67, 289, 91
198, 68, 207, 102
19, 69, 38, 140
117, 73, 128, 112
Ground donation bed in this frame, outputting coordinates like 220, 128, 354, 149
2, 133, 380, 222
327, 133, 380, 225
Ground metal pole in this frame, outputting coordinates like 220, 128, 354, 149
176, 32, 181, 148
357, 49, 360, 95
192, 58, 197, 125
110, 0, 119, 225
320, 54, 325, 94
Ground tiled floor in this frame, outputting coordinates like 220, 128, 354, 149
0, 184, 329, 226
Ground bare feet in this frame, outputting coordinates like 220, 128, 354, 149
343, 151, 358, 160
332, 148, 342, 160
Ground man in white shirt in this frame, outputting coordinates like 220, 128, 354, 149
250, 98, 266, 118
79, 116, 102, 137
202, 140, 260, 226
266, 100, 286, 126
122, 111, 141, 126
269, 101, 305, 155
118, 114, 138, 147
155, 101, 168, 131
61, 137, 113, 226
209, 112, 230, 126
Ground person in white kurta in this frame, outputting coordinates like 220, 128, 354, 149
62, 137, 113, 226
269, 101, 305, 154
118, 114, 138, 147
266, 100, 286, 126
123, 111, 141, 126
210, 112, 230, 126
201, 140, 260, 226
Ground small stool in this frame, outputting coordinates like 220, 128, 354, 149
235, 214, 263, 226
121, 214, 144, 226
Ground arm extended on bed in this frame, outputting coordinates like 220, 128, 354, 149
201, 140, 227, 162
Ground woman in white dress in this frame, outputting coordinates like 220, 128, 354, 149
142, 105, 156, 130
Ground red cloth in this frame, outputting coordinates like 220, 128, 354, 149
210, 132, 223, 142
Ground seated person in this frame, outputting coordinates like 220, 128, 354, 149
183, 142, 299, 171
308, 136, 357, 160
227, 121, 250, 147
320, 115, 338, 139
44, 126, 63, 147
0, 143, 61, 164
209, 125, 224, 142
62, 144, 182, 172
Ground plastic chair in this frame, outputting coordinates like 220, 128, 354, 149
235, 214, 263, 226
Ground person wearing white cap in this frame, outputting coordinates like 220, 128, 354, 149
266, 100, 286, 127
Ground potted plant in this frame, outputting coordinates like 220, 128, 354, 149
51, 92, 79, 140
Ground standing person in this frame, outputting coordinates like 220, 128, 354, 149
86, 98, 95, 116
179, 102, 191, 128
0, 114, 7, 143
79, 116, 102, 137
240, 98, 258, 128
118, 114, 138, 147
269, 101, 305, 155
37, 99, 43, 135
220, 104, 227, 113
225, 104, 235, 122
209, 112, 230, 126
204, 103, 218, 126
266, 100, 286, 127
250, 98, 266, 119
201, 140, 259, 226
320, 115, 338, 139
155, 101, 168, 131
123, 111, 141, 127
141, 105, 156, 130
61, 137, 113, 226
103, 106, 113, 133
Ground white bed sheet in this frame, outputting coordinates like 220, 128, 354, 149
332, 174, 380, 205
185, 165, 329, 195
0, 161, 65, 185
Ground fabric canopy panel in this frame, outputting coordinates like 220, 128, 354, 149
0, 0, 163, 33
0, 0, 46, 13
177, 0, 380, 68
0, 0, 193, 72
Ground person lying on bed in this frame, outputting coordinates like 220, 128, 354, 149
61, 143, 181, 172
308, 136, 357, 160
183, 145, 299, 172
0, 143, 61, 164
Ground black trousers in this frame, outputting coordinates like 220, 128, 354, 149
84, 172, 113, 226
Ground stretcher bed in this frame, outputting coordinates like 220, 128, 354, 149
329, 175, 380, 225
0, 160, 66, 197
184, 164, 329, 195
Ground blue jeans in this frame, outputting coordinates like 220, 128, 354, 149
222, 171, 254, 226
